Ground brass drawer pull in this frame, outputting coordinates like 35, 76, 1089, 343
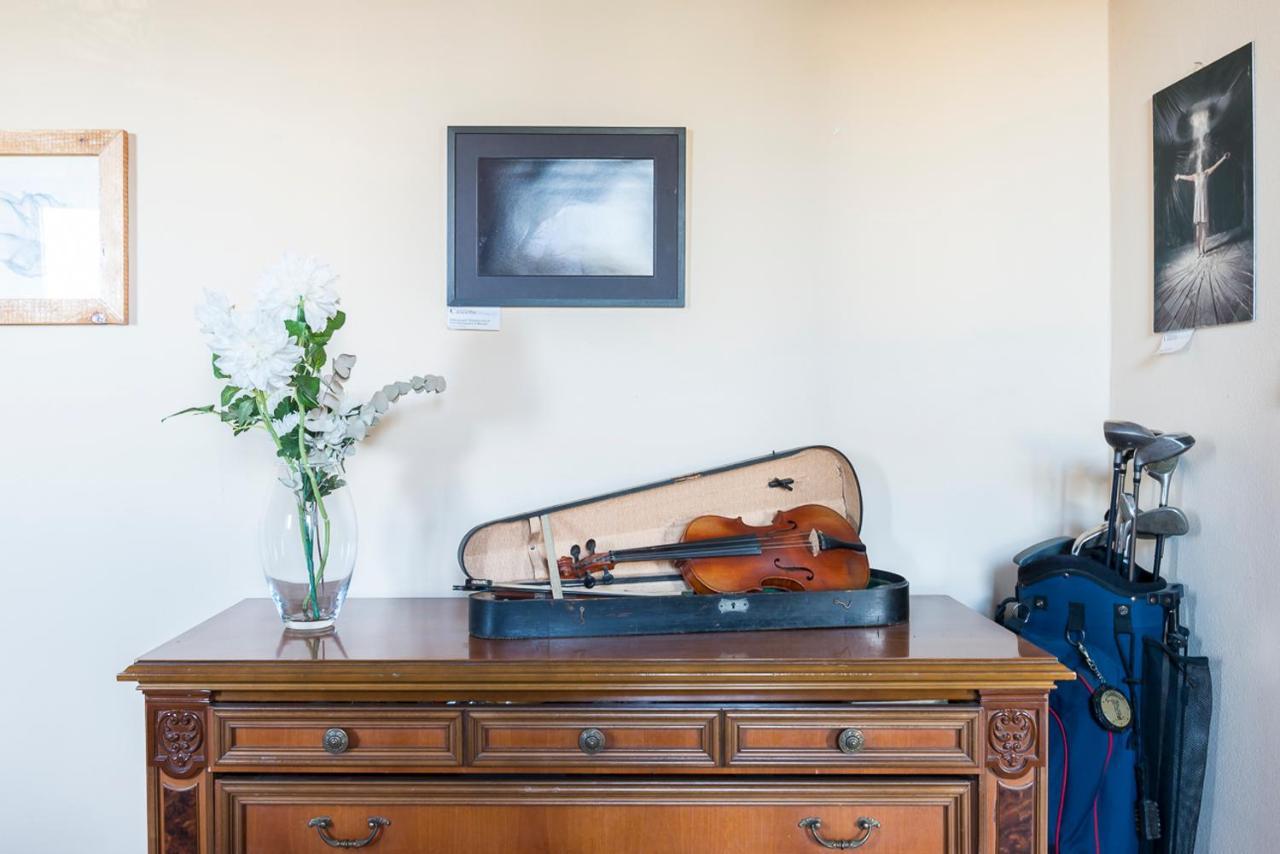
578, 727, 606, 755
308, 816, 390, 849
323, 727, 350, 755
836, 728, 864, 754
799, 817, 880, 849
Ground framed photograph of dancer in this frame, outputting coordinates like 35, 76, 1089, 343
448, 127, 685, 307
1152, 44, 1254, 332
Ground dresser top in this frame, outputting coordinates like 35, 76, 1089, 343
120, 595, 1070, 701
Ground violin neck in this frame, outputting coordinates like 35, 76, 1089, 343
608, 534, 763, 565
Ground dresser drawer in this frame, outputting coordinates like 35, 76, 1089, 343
465, 708, 720, 769
217, 778, 973, 854
211, 706, 461, 772
725, 706, 980, 772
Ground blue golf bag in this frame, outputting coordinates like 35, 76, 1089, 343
997, 547, 1210, 854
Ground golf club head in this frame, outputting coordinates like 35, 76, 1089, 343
1145, 454, 1184, 476
1104, 420, 1158, 454
1071, 523, 1107, 555
1116, 492, 1137, 564
1136, 506, 1190, 538
1134, 432, 1195, 470
1116, 492, 1137, 525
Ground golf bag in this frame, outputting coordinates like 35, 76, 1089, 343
996, 547, 1211, 854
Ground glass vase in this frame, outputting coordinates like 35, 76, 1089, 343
259, 469, 358, 631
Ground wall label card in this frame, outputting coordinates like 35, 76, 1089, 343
447, 306, 501, 331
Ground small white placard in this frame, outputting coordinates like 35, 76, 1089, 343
447, 306, 501, 331
1157, 328, 1194, 354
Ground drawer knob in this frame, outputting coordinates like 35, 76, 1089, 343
799, 816, 880, 849
836, 728, 865, 754
308, 816, 390, 849
578, 727, 606, 755
323, 727, 350, 755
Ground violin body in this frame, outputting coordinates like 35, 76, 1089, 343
676, 504, 871, 595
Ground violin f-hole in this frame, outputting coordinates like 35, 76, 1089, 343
772, 558, 815, 581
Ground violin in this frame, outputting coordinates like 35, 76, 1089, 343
556, 504, 870, 595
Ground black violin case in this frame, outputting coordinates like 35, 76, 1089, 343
458, 446, 908, 639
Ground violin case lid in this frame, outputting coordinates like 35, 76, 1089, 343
458, 445, 909, 639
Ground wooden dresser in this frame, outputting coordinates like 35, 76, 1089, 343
120, 596, 1071, 853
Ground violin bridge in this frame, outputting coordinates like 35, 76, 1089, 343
808, 528, 820, 556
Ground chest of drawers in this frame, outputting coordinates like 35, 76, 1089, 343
120, 596, 1071, 853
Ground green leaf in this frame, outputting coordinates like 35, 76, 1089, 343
308, 345, 327, 371
220, 385, 241, 407
162, 405, 215, 422
211, 354, 229, 379
233, 397, 257, 424
285, 319, 309, 342
271, 396, 296, 420
311, 311, 345, 346
296, 375, 321, 410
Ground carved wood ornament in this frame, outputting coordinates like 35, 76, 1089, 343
987, 708, 1037, 778
154, 709, 206, 778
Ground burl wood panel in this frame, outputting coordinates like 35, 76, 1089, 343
995, 779, 1035, 854
466, 707, 720, 769
217, 778, 973, 854
211, 706, 460, 772
725, 705, 980, 772
162, 784, 199, 854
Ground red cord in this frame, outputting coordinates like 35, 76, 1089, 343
1077, 674, 1115, 854
1049, 706, 1069, 852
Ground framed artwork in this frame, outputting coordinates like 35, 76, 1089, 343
1153, 44, 1253, 332
448, 126, 684, 307
0, 130, 129, 325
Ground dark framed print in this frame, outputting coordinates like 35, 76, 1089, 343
1153, 44, 1254, 332
448, 126, 685, 307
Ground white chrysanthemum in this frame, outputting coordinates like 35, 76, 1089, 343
272, 411, 300, 435
258, 253, 341, 332
209, 311, 303, 393
195, 289, 235, 346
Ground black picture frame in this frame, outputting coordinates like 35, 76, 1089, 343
1152, 44, 1254, 332
448, 126, 685, 307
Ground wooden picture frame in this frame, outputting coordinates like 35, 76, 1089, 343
0, 129, 129, 324
448, 126, 685, 307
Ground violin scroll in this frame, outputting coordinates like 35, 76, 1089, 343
557, 540, 615, 587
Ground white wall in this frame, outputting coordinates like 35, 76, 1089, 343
0, 2, 1110, 850
1109, 1, 1280, 849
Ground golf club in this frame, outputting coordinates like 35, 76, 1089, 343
1072, 522, 1107, 555
1128, 432, 1196, 580
1135, 506, 1190, 539
1102, 421, 1157, 570
1117, 492, 1137, 572
1145, 443, 1192, 578
1072, 506, 1189, 557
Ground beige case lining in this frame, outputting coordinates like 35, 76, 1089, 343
461, 447, 862, 585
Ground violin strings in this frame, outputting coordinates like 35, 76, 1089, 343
575, 532, 863, 567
